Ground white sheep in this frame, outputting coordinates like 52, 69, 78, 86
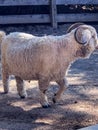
1, 24, 98, 108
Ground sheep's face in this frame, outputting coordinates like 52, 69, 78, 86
74, 25, 98, 58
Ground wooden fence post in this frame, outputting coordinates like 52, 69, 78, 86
50, 0, 57, 28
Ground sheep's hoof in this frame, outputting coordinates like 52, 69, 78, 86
42, 104, 51, 108
52, 98, 56, 104
3, 91, 8, 94
4, 89, 9, 94
52, 93, 57, 103
19, 93, 27, 99
20, 96, 26, 99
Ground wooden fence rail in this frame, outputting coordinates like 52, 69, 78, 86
0, 0, 98, 28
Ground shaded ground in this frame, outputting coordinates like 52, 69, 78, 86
0, 23, 98, 130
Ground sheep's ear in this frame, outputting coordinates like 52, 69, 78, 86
74, 27, 92, 45
66, 23, 84, 33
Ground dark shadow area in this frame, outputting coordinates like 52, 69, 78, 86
0, 89, 98, 130
0, 5, 97, 15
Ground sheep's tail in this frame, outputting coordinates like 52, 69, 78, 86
0, 31, 6, 44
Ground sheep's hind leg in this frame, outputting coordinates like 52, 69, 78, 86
38, 79, 50, 108
15, 76, 27, 98
53, 78, 68, 103
2, 71, 9, 94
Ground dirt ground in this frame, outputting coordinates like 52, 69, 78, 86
0, 23, 98, 130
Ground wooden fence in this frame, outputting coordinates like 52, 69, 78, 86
0, 0, 98, 28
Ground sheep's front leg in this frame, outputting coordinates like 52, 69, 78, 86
15, 76, 27, 98
53, 78, 68, 103
38, 79, 50, 108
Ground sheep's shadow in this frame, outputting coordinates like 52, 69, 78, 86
0, 90, 97, 130
0, 74, 98, 130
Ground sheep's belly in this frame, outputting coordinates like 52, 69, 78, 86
9, 69, 65, 81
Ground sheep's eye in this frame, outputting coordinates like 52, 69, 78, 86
92, 35, 95, 38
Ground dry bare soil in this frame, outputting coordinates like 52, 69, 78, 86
0, 24, 98, 130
